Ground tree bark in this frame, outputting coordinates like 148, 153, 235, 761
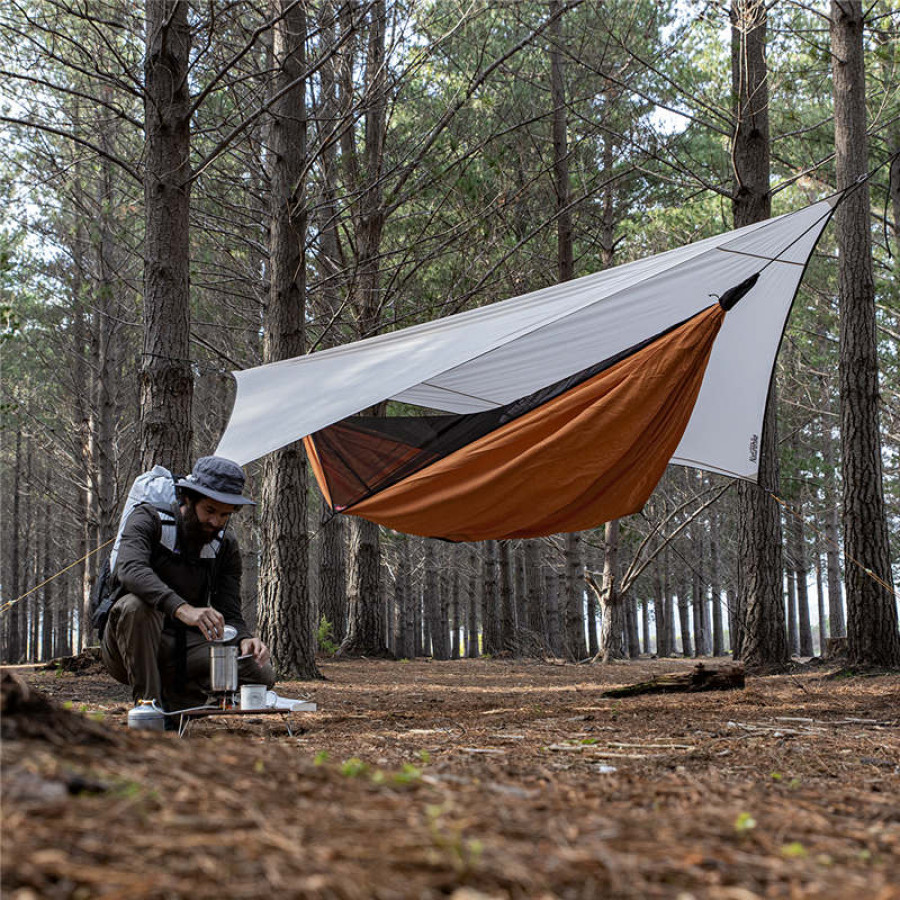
481, 540, 500, 656
141, 0, 192, 473
497, 540, 516, 653
563, 531, 586, 660
830, 0, 900, 667
596, 520, 626, 661
340, 2, 389, 657
731, 0, 790, 670
319, 504, 347, 644
466, 545, 480, 658
821, 404, 846, 637
4, 429, 23, 663
257, 0, 319, 679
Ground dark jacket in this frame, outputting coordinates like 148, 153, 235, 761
112, 503, 251, 642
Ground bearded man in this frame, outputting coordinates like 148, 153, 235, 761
100, 456, 274, 714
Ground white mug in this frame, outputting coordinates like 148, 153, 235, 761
240, 683, 267, 710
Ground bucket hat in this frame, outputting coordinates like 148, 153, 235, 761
176, 456, 256, 506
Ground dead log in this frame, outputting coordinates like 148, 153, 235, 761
600, 662, 745, 698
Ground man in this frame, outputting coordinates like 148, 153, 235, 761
101, 456, 275, 712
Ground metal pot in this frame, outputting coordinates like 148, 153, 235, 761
209, 643, 239, 692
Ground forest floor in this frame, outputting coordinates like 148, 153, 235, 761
2, 654, 898, 899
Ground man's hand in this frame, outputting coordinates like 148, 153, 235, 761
174, 604, 225, 641
240, 637, 270, 667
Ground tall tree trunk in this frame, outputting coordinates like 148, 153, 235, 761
654, 550, 669, 656
710, 502, 724, 655
792, 501, 814, 657
41, 482, 53, 661
677, 576, 693, 658
786, 565, 799, 656
544, 563, 561, 657
450, 547, 461, 660
482, 541, 500, 655
830, 0, 900, 667
4, 429, 23, 662
563, 531, 586, 660
821, 408, 846, 636
258, 0, 319, 679
815, 542, 827, 655
731, 0, 790, 670
596, 519, 626, 661
341, 3, 389, 657
342, 517, 387, 656
319, 504, 347, 643
141, 0, 192, 472
421, 540, 440, 658
497, 540, 515, 653
466, 545, 480, 658
524, 539, 544, 651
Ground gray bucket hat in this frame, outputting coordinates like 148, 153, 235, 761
176, 456, 256, 506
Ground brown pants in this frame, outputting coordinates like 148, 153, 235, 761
101, 594, 275, 709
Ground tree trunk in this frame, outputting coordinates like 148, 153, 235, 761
524, 539, 544, 650
498, 540, 516, 653
421, 540, 440, 658
319, 504, 347, 643
731, 0, 790, 670
677, 582, 692, 658
544, 563, 562, 657
786, 566, 799, 657
141, 0, 192, 473
710, 502, 724, 655
821, 407, 846, 637
830, 0, 900, 667
4, 429, 23, 663
481, 540, 500, 655
654, 551, 669, 656
466, 545, 480, 658
792, 502, 814, 657
257, 0, 319, 679
596, 520, 626, 661
450, 547, 461, 660
563, 532, 586, 661
341, 517, 388, 656
341, 2, 389, 657
815, 543, 827, 656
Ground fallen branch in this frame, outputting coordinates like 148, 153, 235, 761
601, 662, 745, 698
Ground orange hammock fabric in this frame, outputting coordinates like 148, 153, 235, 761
312, 303, 725, 541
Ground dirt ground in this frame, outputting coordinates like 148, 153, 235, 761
2, 655, 898, 899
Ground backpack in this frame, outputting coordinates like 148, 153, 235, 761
90, 465, 223, 641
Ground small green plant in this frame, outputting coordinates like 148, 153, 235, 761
781, 842, 807, 859
317, 616, 338, 656
340, 757, 368, 778
313, 750, 329, 766
254, 759, 265, 774
416, 750, 431, 764
734, 812, 757, 834
393, 763, 422, 784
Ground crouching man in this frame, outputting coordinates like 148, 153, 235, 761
101, 456, 275, 712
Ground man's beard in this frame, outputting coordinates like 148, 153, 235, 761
182, 503, 219, 546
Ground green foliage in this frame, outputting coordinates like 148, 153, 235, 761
339, 757, 368, 778
317, 617, 338, 656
